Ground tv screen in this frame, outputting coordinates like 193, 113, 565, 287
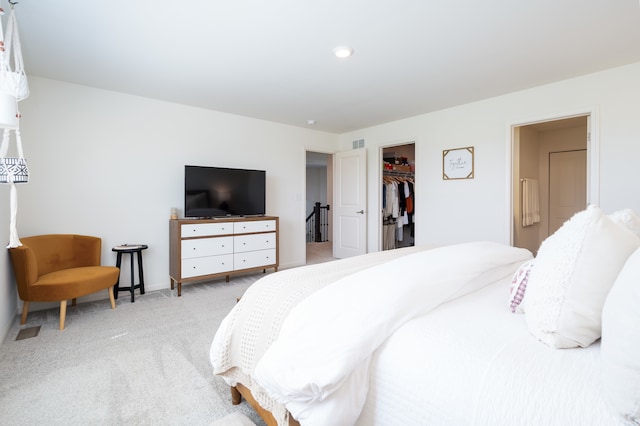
184, 165, 266, 218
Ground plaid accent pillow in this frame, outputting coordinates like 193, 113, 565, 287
509, 260, 534, 314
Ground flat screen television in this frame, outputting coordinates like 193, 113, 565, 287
184, 165, 266, 218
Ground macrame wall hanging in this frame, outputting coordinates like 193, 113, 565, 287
0, 1, 29, 248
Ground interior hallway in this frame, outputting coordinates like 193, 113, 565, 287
306, 241, 335, 265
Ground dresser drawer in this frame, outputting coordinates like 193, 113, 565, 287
233, 220, 276, 234
234, 232, 276, 253
181, 236, 233, 259
182, 254, 234, 278
181, 222, 233, 238
234, 249, 276, 270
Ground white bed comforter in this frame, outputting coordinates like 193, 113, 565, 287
357, 277, 624, 426
211, 244, 433, 425
253, 241, 532, 426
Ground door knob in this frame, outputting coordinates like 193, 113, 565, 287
356, 210, 365, 214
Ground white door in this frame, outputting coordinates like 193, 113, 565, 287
333, 148, 367, 258
549, 149, 587, 235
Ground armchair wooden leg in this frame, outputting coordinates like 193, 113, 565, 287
59, 300, 67, 330
108, 286, 116, 309
20, 301, 29, 325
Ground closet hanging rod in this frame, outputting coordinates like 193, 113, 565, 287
383, 170, 414, 177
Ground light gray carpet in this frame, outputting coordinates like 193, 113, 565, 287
210, 412, 257, 426
0, 275, 268, 426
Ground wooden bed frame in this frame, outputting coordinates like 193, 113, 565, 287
231, 383, 300, 426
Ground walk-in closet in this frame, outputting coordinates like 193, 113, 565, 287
382, 144, 415, 250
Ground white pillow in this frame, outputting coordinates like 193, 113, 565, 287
602, 247, 640, 423
609, 208, 640, 238
525, 205, 640, 348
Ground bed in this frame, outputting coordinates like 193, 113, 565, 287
210, 205, 640, 426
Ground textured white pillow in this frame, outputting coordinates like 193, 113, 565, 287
525, 205, 640, 348
602, 247, 640, 423
609, 208, 640, 238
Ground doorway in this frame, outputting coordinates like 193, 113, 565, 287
305, 151, 334, 264
512, 116, 588, 254
381, 143, 416, 251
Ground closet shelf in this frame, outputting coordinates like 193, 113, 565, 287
385, 164, 412, 172
383, 169, 414, 177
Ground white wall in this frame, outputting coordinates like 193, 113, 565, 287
0, 77, 338, 331
339, 62, 640, 252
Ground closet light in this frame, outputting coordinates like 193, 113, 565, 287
333, 46, 354, 59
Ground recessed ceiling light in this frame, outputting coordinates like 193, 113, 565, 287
307, 119, 316, 125
333, 46, 354, 59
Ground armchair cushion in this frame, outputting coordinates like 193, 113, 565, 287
29, 266, 119, 302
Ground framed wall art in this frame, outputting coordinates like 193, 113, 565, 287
442, 146, 474, 180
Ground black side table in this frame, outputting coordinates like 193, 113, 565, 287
112, 244, 148, 303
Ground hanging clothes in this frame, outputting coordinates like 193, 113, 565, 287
383, 180, 399, 218
407, 180, 415, 238
382, 173, 414, 249
405, 181, 413, 214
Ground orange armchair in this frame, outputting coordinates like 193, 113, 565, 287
8, 234, 120, 330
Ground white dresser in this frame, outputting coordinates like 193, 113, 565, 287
169, 216, 278, 296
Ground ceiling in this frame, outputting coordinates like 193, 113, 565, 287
10, 1, 640, 134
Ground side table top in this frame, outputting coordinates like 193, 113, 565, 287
112, 244, 149, 252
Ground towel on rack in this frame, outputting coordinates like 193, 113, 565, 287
522, 178, 540, 227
